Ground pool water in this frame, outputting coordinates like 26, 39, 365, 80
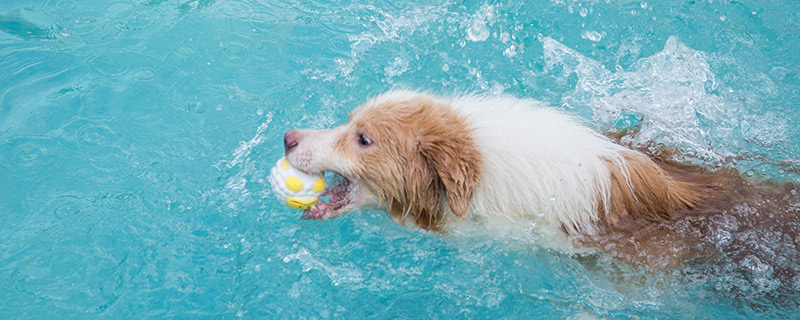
1, 0, 799, 318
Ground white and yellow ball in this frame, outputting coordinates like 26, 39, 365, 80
268, 157, 325, 210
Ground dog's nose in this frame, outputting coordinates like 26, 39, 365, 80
284, 130, 301, 152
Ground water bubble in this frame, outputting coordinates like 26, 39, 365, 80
581, 30, 603, 42
466, 19, 490, 42
742, 255, 773, 276
579, 8, 588, 17
499, 32, 511, 43
503, 44, 518, 58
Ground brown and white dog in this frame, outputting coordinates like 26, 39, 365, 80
284, 90, 727, 230
282, 89, 800, 276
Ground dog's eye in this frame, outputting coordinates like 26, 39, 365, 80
358, 134, 374, 146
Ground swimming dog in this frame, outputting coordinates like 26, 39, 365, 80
283, 90, 713, 232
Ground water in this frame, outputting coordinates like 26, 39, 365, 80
1, 0, 799, 318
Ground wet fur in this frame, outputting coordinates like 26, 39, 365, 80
334, 95, 481, 229
583, 156, 799, 270
285, 90, 795, 262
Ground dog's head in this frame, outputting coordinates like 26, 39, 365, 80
284, 91, 482, 229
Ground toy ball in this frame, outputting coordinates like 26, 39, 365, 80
268, 157, 325, 210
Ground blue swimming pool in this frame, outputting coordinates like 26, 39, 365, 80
1, 0, 799, 318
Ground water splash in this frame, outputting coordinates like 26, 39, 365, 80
319, 4, 449, 83
283, 247, 364, 286
226, 118, 272, 169
541, 35, 779, 165
219, 116, 273, 211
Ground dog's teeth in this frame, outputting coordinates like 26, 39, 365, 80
298, 171, 355, 220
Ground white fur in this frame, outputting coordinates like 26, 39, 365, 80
371, 91, 629, 234
453, 94, 627, 233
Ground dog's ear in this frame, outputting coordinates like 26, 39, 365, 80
417, 135, 481, 218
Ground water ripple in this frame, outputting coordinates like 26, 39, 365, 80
1, 136, 56, 174
124, 67, 157, 82
92, 51, 134, 76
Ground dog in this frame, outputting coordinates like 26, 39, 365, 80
283, 90, 793, 264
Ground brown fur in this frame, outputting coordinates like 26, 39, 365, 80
335, 96, 482, 230
598, 150, 703, 229
581, 151, 798, 269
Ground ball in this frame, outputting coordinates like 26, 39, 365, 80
268, 157, 325, 210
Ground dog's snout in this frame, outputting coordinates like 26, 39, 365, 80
284, 130, 301, 152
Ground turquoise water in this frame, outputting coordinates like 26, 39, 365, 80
2, 0, 799, 318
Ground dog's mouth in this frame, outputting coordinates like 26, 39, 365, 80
301, 171, 360, 220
